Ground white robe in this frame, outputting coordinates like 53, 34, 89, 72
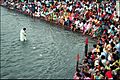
20, 29, 27, 41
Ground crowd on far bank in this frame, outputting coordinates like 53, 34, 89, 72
1, 0, 120, 79
2, 0, 120, 38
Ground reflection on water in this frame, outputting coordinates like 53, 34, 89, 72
1, 7, 95, 79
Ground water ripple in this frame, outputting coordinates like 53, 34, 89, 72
1, 7, 95, 79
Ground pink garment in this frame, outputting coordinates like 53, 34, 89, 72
85, 37, 88, 45
69, 16, 73, 21
84, 77, 91, 80
73, 72, 80, 80
83, 23, 87, 32
110, 13, 115, 19
86, 23, 92, 30
88, 17, 93, 22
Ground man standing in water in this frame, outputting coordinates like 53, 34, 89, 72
20, 28, 27, 41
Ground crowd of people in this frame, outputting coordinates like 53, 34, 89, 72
1, 0, 120, 79
74, 34, 120, 79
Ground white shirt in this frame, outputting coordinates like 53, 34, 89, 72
20, 29, 27, 41
75, 20, 79, 26
94, 59, 99, 66
101, 59, 107, 66
37, 1, 41, 7
79, 22, 84, 28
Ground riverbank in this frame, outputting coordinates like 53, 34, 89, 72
1, 5, 97, 42
0, 1, 103, 41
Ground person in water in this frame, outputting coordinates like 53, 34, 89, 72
20, 28, 27, 41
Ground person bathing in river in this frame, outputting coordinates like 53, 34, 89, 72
20, 28, 27, 41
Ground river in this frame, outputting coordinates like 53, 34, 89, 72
1, 7, 95, 79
